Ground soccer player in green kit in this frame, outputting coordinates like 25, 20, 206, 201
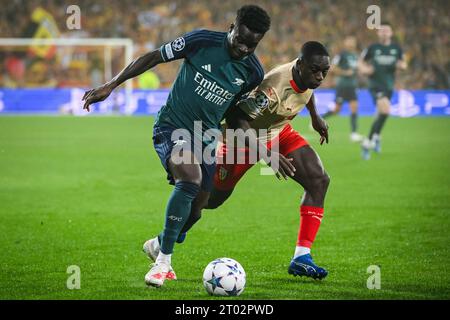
359, 22, 407, 160
322, 36, 362, 142
82, 5, 273, 287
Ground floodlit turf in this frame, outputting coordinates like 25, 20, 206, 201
0, 115, 449, 300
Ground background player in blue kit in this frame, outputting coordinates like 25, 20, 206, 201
82, 5, 272, 287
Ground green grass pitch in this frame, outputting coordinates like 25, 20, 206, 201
0, 115, 449, 300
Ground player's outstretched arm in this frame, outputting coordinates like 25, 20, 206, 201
307, 94, 329, 145
82, 49, 164, 111
226, 105, 296, 180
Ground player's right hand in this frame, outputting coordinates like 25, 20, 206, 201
268, 152, 296, 180
82, 83, 114, 112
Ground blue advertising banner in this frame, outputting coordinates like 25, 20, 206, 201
0, 88, 448, 117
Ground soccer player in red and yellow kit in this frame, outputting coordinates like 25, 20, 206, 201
180, 41, 331, 279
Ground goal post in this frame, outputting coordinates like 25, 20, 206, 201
0, 37, 134, 109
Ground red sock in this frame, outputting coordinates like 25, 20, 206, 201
297, 206, 324, 248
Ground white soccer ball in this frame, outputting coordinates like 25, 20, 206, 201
202, 257, 246, 296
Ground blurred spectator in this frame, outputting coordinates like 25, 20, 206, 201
57, 60, 89, 88
4, 55, 26, 88
0, 0, 448, 89
138, 71, 161, 89
25, 60, 57, 87
89, 56, 103, 88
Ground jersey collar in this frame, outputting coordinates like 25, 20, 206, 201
289, 79, 307, 93
290, 63, 307, 93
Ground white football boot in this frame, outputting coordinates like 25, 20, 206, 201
361, 138, 375, 160
143, 238, 177, 280
145, 262, 170, 287
350, 132, 363, 142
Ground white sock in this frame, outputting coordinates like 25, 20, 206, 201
372, 133, 380, 142
155, 251, 171, 266
294, 246, 311, 258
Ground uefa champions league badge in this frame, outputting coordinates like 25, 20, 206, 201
172, 37, 185, 52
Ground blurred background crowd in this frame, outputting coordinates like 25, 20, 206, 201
0, 0, 449, 89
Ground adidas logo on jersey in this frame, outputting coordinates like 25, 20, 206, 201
201, 64, 211, 72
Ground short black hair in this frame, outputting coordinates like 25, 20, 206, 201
380, 21, 392, 27
299, 41, 329, 61
236, 5, 271, 34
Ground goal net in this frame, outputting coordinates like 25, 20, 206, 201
0, 38, 134, 114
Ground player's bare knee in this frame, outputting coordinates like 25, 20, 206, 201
176, 176, 202, 187
322, 173, 330, 192
377, 98, 391, 114
173, 167, 202, 186
310, 173, 330, 196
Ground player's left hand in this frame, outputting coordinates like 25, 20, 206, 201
82, 83, 114, 112
311, 116, 329, 145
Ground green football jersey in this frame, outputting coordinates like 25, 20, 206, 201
333, 50, 358, 88
362, 43, 403, 90
155, 29, 264, 145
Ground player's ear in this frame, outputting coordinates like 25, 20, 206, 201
298, 58, 309, 75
